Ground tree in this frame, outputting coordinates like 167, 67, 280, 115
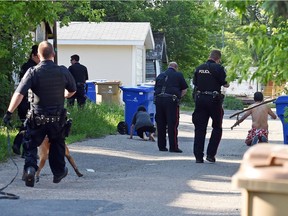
86, 1, 220, 78
219, 0, 288, 87
0, 1, 104, 115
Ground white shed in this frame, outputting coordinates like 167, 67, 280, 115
56, 22, 154, 86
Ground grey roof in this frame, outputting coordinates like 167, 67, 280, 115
57, 22, 154, 49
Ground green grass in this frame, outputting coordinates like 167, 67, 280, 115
0, 102, 124, 162
66, 102, 124, 143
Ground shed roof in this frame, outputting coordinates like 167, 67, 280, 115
57, 22, 154, 49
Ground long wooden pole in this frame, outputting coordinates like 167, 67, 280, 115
229, 98, 277, 119
229, 98, 277, 130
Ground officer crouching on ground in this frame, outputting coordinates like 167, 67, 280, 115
192, 50, 229, 164
3, 41, 76, 187
154, 62, 188, 153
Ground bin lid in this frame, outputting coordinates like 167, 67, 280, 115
232, 144, 288, 193
120, 86, 154, 92
275, 95, 288, 104
98, 81, 122, 85
86, 79, 107, 83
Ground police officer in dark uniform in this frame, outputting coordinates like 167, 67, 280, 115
192, 50, 229, 163
3, 41, 76, 187
18, 45, 40, 121
12, 45, 40, 156
154, 62, 188, 153
67, 54, 89, 107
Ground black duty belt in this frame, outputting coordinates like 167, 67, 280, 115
197, 91, 219, 96
156, 93, 179, 102
34, 115, 60, 126
156, 93, 177, 98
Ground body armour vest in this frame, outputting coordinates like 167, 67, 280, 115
32, 65, 66, 107
195, 63, 222, 92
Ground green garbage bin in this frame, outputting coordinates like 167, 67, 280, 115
232, 143, 288, 216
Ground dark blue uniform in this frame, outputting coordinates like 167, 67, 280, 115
192, 60, 228, 162
17, 60, 76, 177
68, 63, 88, 107
154, 67, 188, 152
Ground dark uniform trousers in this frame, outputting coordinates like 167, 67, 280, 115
24, 114, 65, 176
192, 94, 223, 160
68, 84, 86, 107
155, 96, 180, 151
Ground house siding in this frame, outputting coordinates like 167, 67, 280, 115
58, 44, 133, 86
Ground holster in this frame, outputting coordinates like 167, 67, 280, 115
63, 118, 73, 137
26, 110, 35, 129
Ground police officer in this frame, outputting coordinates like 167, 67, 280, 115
67, 54, 89, 107
154, 62, 188, 153
3, 41, 76, 187
192, 50, 229, 163
12, 45, 40, 156
18, 45, 40, 121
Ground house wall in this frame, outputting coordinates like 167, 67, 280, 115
57, 45, 135, 86
224, 79, 260, 97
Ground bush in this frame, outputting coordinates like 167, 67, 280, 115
223, 96, 244, 110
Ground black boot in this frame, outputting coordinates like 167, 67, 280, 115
53, 167, 68, 183
25, 167, 36, 187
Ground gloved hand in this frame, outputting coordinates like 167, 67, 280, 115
3, 111, 12, 126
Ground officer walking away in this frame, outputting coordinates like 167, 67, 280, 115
192, 50, 229, 163
12, 45, 40, 156
3, 41, 76, 187
67, 54, 89, 107
154, 62, 188, 153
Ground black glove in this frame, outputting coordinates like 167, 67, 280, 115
3, 111, 12, 126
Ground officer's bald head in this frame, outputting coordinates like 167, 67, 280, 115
168, 62, 178, 70
38, 41, 55, 60
209, 50, 221, 63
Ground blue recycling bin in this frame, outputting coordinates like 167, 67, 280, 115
120, 86, 155, 135
275, 96, 288, 144
85, 81, 96, 103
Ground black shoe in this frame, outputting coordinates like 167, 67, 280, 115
196, 159, 204, 163
169, 149, 183, 153
159, 147, 168, 152
25, 167, 35, 187
206, 156, 216, 163
53, 167, 68, 183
